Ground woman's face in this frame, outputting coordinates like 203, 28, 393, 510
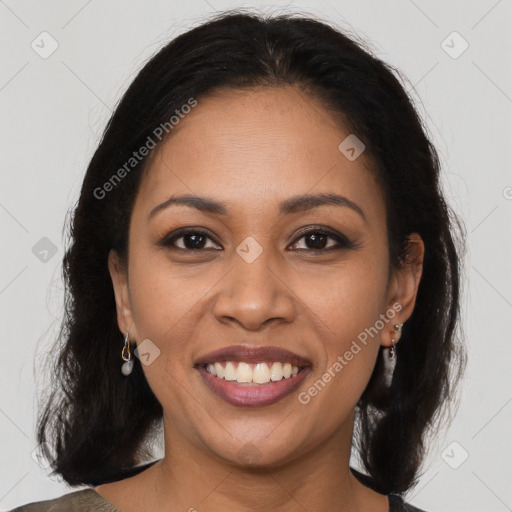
109, 85, 418, 467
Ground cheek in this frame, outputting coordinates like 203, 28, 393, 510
128, 222, 212, 310
299, 251, 389, 401
126, 247, 204, 356
305, 251, 390, 341
126, 251, 208, 412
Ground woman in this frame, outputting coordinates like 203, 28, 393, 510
12, 9, 465, 512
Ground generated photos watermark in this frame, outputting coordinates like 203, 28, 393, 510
298, 303, 403, 404
93, 97, 198, 200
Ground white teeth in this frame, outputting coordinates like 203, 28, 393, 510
270, 362, 283, 381
205, 361, 301, 384
253, 363, 271, 384
214, 362, 224, 379
236, 362, 252, 383
224, 361, 237, 381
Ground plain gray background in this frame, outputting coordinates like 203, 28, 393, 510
1, 1, 511, 510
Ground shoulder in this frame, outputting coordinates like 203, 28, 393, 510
8, 489, 119, 512
349, 467, 430, 512
388, 493, 429, 512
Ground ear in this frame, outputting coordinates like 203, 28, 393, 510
108, 249, 139, 340
382, 233, 425, 348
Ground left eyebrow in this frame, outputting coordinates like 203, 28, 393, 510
279, 193, 367, 223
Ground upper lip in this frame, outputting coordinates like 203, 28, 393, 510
194, 345, 312, 368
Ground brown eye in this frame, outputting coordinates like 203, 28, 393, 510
161, 229, 221, 251
301, 232, 332, 250
290, 228, 355, 253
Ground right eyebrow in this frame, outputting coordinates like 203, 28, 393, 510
149, 195, 228, 219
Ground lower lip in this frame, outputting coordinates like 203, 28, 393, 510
196, 365, 311, 407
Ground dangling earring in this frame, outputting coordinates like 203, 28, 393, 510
121, 331, 134, 376
383, 323, 403, 387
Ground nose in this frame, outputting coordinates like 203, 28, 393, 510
212, 249, 296, 331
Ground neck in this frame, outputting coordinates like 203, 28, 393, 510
140, 412, 386, 512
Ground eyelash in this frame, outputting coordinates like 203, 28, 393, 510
159, 226, 357, 254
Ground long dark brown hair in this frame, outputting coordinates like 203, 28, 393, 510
37, 9, 466, 495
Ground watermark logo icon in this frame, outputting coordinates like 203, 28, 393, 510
441, 441, 469, 469
441, 32, 469, 59
32, 237, 58, 263
31, 32, 59, 59
134, 339, 161, 366
236, 236, 263, 263
338, 134, 365, 161
237, 442, 263, 464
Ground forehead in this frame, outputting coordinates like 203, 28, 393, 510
136, 85, 385, 221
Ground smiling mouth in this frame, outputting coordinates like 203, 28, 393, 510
200, 361, 306, 385
195, 362, 311, 407
194, 345, 312, 406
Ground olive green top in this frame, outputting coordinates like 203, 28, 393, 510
9, 488, 427, 511
9, 489, 117, 511
9, 464, 427, 511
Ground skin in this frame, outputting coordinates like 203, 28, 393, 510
99, 85, 424, 512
